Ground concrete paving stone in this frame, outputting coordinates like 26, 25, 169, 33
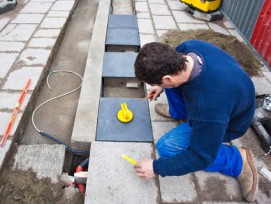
17, 48, 50, 66
149, 4, 170, 15
178, 23, 209, 31
156, 29, 168, 37
0, 112, 22, 136
0, 18, 10, 31
47, 10, 69, 17
262, 70, 271, 83
0, 91, 31, 110
135, 2, 149, 12
208, 22, 230, 35
167, 0, 187, 10
51, 0, 75, 11
0, 42, 25, 52
3, 67, 43, 90
140, 33, 156, 46
137, 12, 151, 19
135, 0, 147, 1
0, 53, 19, 78
20, 2, 53, 13
152, 121, 178, 143
251, 76, 271, 95
0, 139, 12, 171
28, 37, 56, 48
228, 29, 245, 43
172, 10, 204, 23
40, 17, 66, 28
195, 171, 243, 202
153, 15, 177, 29
85, 142, 159, 204
138, 18, 155, 34
34, 28, 61, 37
13, 144, 66, 183
148, 0, 164, 4
159, 174, 198, 203
223, 20, 235, 29
11, 14, 44, 24
0, 24, 37, 41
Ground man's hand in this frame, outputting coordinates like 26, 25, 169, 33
149, 86, 163, 101
134, 158, 155, 180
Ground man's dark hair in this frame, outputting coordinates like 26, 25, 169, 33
134, 42, 187, 85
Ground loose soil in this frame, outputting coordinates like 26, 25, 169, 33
159, 29, 262, 76
0, 150, 84, 204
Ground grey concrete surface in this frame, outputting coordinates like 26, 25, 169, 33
13, 144, 65, 183
85, 142, 160, 204
71, 0, 110, 151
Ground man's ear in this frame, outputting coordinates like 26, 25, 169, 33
162, 75, 173, 83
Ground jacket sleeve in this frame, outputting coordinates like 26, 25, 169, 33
153, 120, 228, 176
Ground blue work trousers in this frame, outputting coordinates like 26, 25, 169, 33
156, 88, 243, 177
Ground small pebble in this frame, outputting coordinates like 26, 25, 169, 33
13, 194, 21, 201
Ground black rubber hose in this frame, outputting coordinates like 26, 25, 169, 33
40, 131, 90, 156
79, 157, 89, 168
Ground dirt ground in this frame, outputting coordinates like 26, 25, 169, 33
159, 29, 262, 77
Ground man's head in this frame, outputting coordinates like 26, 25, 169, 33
134, 42, 187, 85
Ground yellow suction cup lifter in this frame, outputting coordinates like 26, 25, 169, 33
117, 102, 133, 123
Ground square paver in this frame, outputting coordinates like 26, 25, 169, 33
137, 12, 151, 19
0, 24, 37, 41
12, 14, 44, 24
0, 42, 25, 52
108, 14, 138, 28
40, 17, 66, 28
208, 22, 230, 35
3, 67, 43, 91
103, 52, 137, 77
0, 53, 19, 78
172, 11, 204, 23
167, 0, 187, 10
0, 92, 31, 110
0, 18, 11, 31
85, 142, 159, 203
195, 171, 243, 202
47, 11, 70, 17
149, 4, 170, 15
34, 29, 61, 38
17, 48, 51, 66
20, 2, 52, 13
139, 34, 156, 46
0, 112, 22, 136
153, 15, 177, 29
51, 1, 75, 10
28, 38, 56, 48
138, 19, 155, 34
159, 174, 198, 203
106, 27, 140, 46
96, 98, 153, 142
135, 2, 149, 12
149, 0, 164, 3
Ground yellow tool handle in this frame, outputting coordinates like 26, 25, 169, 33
122, 154, 138, 165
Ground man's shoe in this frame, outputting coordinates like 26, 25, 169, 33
155, 103, 171, 118
237, 147, 258, 202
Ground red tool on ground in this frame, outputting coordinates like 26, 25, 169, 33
0, 79, 31, 147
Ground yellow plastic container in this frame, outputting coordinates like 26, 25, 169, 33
180, 0, 221, 12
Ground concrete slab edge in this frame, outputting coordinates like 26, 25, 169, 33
71, 0, 111, 151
